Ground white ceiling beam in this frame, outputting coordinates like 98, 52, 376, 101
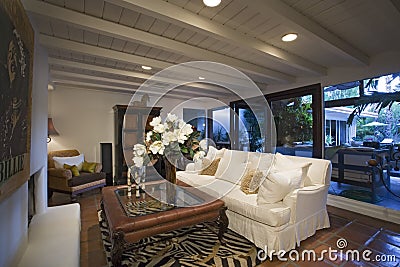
48, 57, 236, 95
52, 78, 226, 99
51, 69, 231, 97
52, 79, 139, 92
244, 0, 369, 65
50, 70, 143, 87
49, 57, 151, 80
40, 34, 172, 69
53, 83, 193, 101
25, 0, 293, 83
105, 0, 326, 75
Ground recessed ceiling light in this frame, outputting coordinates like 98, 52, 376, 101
141, 65, 152, 70
203, 0, 221, 7
281, 33, 298, 42
199, 76, 205, 80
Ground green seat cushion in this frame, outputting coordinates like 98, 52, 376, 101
67, 172, 106, 187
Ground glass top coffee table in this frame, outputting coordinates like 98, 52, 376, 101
115, 182, 207, 217
101, 181, 228, 266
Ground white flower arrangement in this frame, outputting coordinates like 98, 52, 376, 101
132, 113, 201, 168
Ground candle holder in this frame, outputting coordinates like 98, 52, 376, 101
132, 166, 146, 199
127, 167, 133, 198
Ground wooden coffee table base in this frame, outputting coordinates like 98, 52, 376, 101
101, 185, 228, 267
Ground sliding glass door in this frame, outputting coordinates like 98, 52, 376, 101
266, 84, 323, 158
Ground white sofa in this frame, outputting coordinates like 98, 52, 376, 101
177, 149, 332, 256
18, 203, 81, 267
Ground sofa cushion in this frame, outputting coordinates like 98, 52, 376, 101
177, 170, 291, 227
215, 150, 249, 184
67, 172, 106, 187
177, 171, 237, 199
53, 154, 84, 170
257, 166, 310, 204
270, 153, 312, 187
177, 171, 215, 187
223, 186, 291, 227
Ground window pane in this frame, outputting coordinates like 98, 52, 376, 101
183, 108, 206, 139
271, 96, 313, 157
212, 108, 230, 148
364, 72, 400, 95
324, 81, 360, 101
237, 107, 264, 152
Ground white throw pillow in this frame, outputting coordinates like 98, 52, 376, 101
215, 150, 249, 184
205, 146, 225, 161
53, 154, 84, 170
248, 153, 275, 172
244, 153, 275, 191
270, 153, 312, 187
257, 168, 303, 204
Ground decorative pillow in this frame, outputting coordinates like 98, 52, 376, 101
82, 161, 96, 173
205, 146, 226, 162
53, 154, 84, 170
270, 153, 312, 187
248, 169, 266, 192
215, 150, 248, 179
194, 146, 225, 172
63, 164, 80, 177
200, 158, 221, 176
257, 167, 304, 204
240, 169, 264, 194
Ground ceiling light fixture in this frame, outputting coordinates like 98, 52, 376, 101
281, 33, 298, 42
141, 65, 152, 70
203, 0, 221, 7
198, 76, 205, 80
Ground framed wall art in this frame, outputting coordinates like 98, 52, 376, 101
0, 0, 34, 202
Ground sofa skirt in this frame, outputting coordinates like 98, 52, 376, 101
226, 208, 330, 258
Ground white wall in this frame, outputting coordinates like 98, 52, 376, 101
29, 43, 48, 214
48, 88, 224, 162
47, 87, 132, 162
0, 27, 48, 267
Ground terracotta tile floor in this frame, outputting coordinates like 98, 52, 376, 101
49, 191, 400, 267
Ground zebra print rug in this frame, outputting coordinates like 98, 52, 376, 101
98, 210, 261, 267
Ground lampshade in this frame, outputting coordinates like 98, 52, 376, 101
48, 118, 59, 136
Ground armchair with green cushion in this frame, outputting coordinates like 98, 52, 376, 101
48, 149, 106, 201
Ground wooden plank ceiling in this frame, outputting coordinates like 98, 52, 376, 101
22, 0, 400, 99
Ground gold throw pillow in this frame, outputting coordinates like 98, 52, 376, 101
64, 164, 80, 177
240, 169, 263, 194
200, 158, 221, 176
82, 161, 97, 173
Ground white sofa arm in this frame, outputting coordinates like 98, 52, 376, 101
283, 184, 329, 223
